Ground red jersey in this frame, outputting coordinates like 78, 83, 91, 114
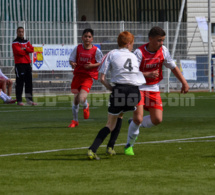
73, 44, 99, 80
138, 43, 164, 85
12, 37, 34, 64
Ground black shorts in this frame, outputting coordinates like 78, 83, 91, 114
108, 84, 141, 115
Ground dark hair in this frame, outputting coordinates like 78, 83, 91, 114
17, 26, 24, 32
81, 15, 87, 21
82, 28, 94, 36
148, 26, 166, 38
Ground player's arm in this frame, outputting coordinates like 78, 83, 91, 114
69, 46, 77, 69
162, 46, 189, 93
171, 66, 189, 94
12, 43, 26, 56
25, 41, 34, 53
84, 48, 104, 69
84, 62, 101, 69
134, 48, 158, 78
99, 51, 112, 90
70, 61, 77, 69
143, 70, 159, 78
100, 73, 113, 91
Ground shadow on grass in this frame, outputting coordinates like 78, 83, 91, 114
25, 152, 126, 161
201, 155, 215, 158
25, 154, 109, 161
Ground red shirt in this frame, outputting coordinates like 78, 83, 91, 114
74, 44, 99, 80
139, 43, 164, 85
12, 37, 34, 64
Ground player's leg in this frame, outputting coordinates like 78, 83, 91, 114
140, 91, 163, 128
68, 93, 80, 128
68, 89, 89, 127
15, 65, 24, 105
125, 90, 144, 155
0, 89, 16, 104
24, 64, 33, 103
0, 79, 7, 93
6, 80, 13, 97
88, 113, 119, 160
125, 104, 143, 155
78, 89, 90, 119
69, 75, 82, 128
142, 108, 163, 128
78, 76, 93, 119
106, 114, 123, 156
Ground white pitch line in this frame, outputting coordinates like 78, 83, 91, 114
0, 135, 215, 157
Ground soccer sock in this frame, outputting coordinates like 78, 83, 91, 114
126, 121, 140, 147
107, 118, 122, 149
82, 99, 88, 109
72, 104, 79, 121
0, 91, 10, 102
140, 115, 154, 128
89, 127, 111, 153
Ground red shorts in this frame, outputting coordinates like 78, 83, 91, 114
71, 74, 93, 94
0, 79, 5, 89
138, 91, 163, 111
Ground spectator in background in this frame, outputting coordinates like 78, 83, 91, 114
78, 15, 91, 44
12, 27, 37, 106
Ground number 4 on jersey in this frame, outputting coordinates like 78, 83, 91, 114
123, 58, 133, 71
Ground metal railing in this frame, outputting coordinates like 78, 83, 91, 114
0, 21, 214, 94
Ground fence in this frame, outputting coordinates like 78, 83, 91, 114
0, 21, 214, 94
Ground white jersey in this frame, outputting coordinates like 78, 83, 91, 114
99, 48, 146, 86
0, 69, 8, 80
134, 45, 176, 92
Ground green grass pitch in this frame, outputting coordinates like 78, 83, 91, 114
0, 92, 215, 195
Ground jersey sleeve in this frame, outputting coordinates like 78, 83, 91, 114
12, 43, 26, 56
162, 46, 176, 70
0, 69, 8, 80
95, 48, 103, 63
133, 49, 142, 66
99, 51, 112, 75
26, 41, 34, 53
69, 46, 78, 62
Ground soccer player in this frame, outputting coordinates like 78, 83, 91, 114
125, 26, 189, 155
0, 68, 13, 98
87, 31, 146, 160
68, 29, 103, 128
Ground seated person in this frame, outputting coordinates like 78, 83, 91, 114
0, 68, 13, 98
0, 89, 16, 104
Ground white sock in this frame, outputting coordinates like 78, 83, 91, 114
126, 121, 140, 147
72, 104, 79, 121
82, 99, 88, 109
140, 115, 154, 128
0, 91, 10, 102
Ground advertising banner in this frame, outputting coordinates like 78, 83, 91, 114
180, 60, 197, 80
33, 45, 75, 71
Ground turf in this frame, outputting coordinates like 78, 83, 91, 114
0, 92, 215, 195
